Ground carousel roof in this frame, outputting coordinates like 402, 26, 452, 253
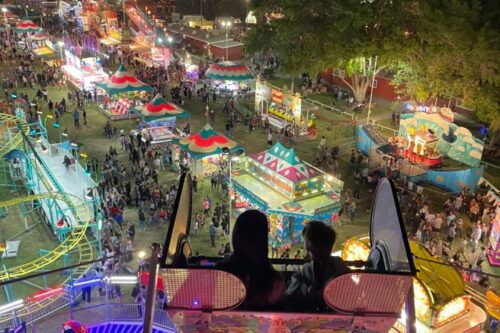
15, 20, 40, 33
131, 94, 190, 119
96, 64, 153, 95
174, 124, 243, 159
410, 241, 465, 304
206, 62, 253, 81
249, 142, 320, 182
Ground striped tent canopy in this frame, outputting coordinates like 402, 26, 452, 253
206, 62, 253, 81
15, 20, 40, 33
96, 64, 153, 95
131, 94, 190, 120
173, 124, 243, 159
28, 31, 49, 41
249, 142, 320, 182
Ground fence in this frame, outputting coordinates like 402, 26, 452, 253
69, 304, 175, 331
371, 122, 398, 138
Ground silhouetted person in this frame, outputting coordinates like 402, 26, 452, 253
217, 210, 284, 308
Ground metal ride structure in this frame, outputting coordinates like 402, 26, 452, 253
0, 113, 97, 329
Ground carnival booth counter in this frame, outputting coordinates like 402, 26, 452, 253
130, 94, 190, 148
96, 64, 153, 121
232, 142, 343, 247
205, 61, 253, 97
62, 50, 109, 92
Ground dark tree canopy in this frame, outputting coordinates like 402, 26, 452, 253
245, 0, 500, 129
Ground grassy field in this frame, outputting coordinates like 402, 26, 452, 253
1, 63, 499, 303
6, 78, 370, 260
0, 184, 72, 303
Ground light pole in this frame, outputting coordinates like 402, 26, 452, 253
222, 147, 233, 234
245, 0, 250, 28
167, 35, 173, 53
366, 55, 378, 124
57, 41, 65, 61
221, 20, 232, 61
2, 8, 9, 44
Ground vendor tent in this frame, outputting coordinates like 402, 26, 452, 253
249, 142, 319, 182
96, 64, 153, 95
206, 62, 253, 81
15, 20, 40, 33
174, 124, 243, 159
131, 94, 190, 119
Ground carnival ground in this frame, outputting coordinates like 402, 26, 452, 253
1, 70, 499, 304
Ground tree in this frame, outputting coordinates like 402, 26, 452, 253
245, 0, 415, 102
246, 0, 500, 130
391, 0, 500, 130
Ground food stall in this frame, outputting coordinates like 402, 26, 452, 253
206, 62, 253, 97
130, 94, 190, 148
62, 50, 109, 92
173, 124, 244, 177
255, 79, 315, 136
232, 142, 343, 246
341, 236, 486, 332
96, 64, 153, 121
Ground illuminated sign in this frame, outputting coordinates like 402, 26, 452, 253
271, 88, 283, 104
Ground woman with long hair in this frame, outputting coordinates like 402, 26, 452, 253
217, 210, 284, 308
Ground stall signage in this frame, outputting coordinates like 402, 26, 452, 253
253, 165, 292, 194
271, 89, 283, 104
152, 47, 164, 62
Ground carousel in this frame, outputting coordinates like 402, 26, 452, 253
130, 94, 190, 148
96, 64, 153, 121
205, 61, 253, 97
173, 124, 244, 177
341, 236, 486, 332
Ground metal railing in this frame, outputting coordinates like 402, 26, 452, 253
370, 122, 399, 138
68, 304, 175, 330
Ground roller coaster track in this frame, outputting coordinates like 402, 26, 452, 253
0, 113, 30, 159
0, 192, 91, 281
0, 113, 97, 328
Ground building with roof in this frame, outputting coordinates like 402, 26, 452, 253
167, 23, 243, 61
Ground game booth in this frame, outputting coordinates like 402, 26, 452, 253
255, 80, 316, 137
232, 142, 343, 247
205, 62, 254, 97
173, 124, 244, 178
62, 50, 109, 92
96, 64, 153, 121
341, 237, 486, 332
130, 94, 190, 148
